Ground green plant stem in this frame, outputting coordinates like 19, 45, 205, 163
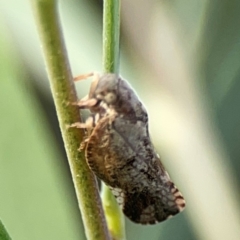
103, 0, 121, 74
102, 0, 126, 240
101, 184, 125, 240
0, 220, 11, 240
32, 1, 110, 239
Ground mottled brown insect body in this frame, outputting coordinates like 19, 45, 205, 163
70, 73, 185, 224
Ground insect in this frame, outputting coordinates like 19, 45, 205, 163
69, 72, 185, 224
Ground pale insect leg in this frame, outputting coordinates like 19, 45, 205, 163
74, 72, 94, 82
73, 72, 100, 108
68, 113, 100, 129
70, 98, 98, 109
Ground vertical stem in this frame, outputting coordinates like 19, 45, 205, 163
32, 1, 110, 239
102, 1, 126, 240
103, 0, 121, 74
101, 183, 126, 240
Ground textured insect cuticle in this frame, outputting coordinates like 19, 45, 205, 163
72, 73, 185, 224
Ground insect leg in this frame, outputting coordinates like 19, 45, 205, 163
68, 113, 100, 129
73, 72, 94, 82
74, 72, 100, 99
70, 98, 98, 109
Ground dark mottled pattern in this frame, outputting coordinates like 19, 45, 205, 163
75, 73, 185, 224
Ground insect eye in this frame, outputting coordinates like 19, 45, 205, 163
104, 92, 117, 104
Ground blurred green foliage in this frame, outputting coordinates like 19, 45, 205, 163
1, 0, 240, 240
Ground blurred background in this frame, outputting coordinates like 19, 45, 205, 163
1, 0, 240, 239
